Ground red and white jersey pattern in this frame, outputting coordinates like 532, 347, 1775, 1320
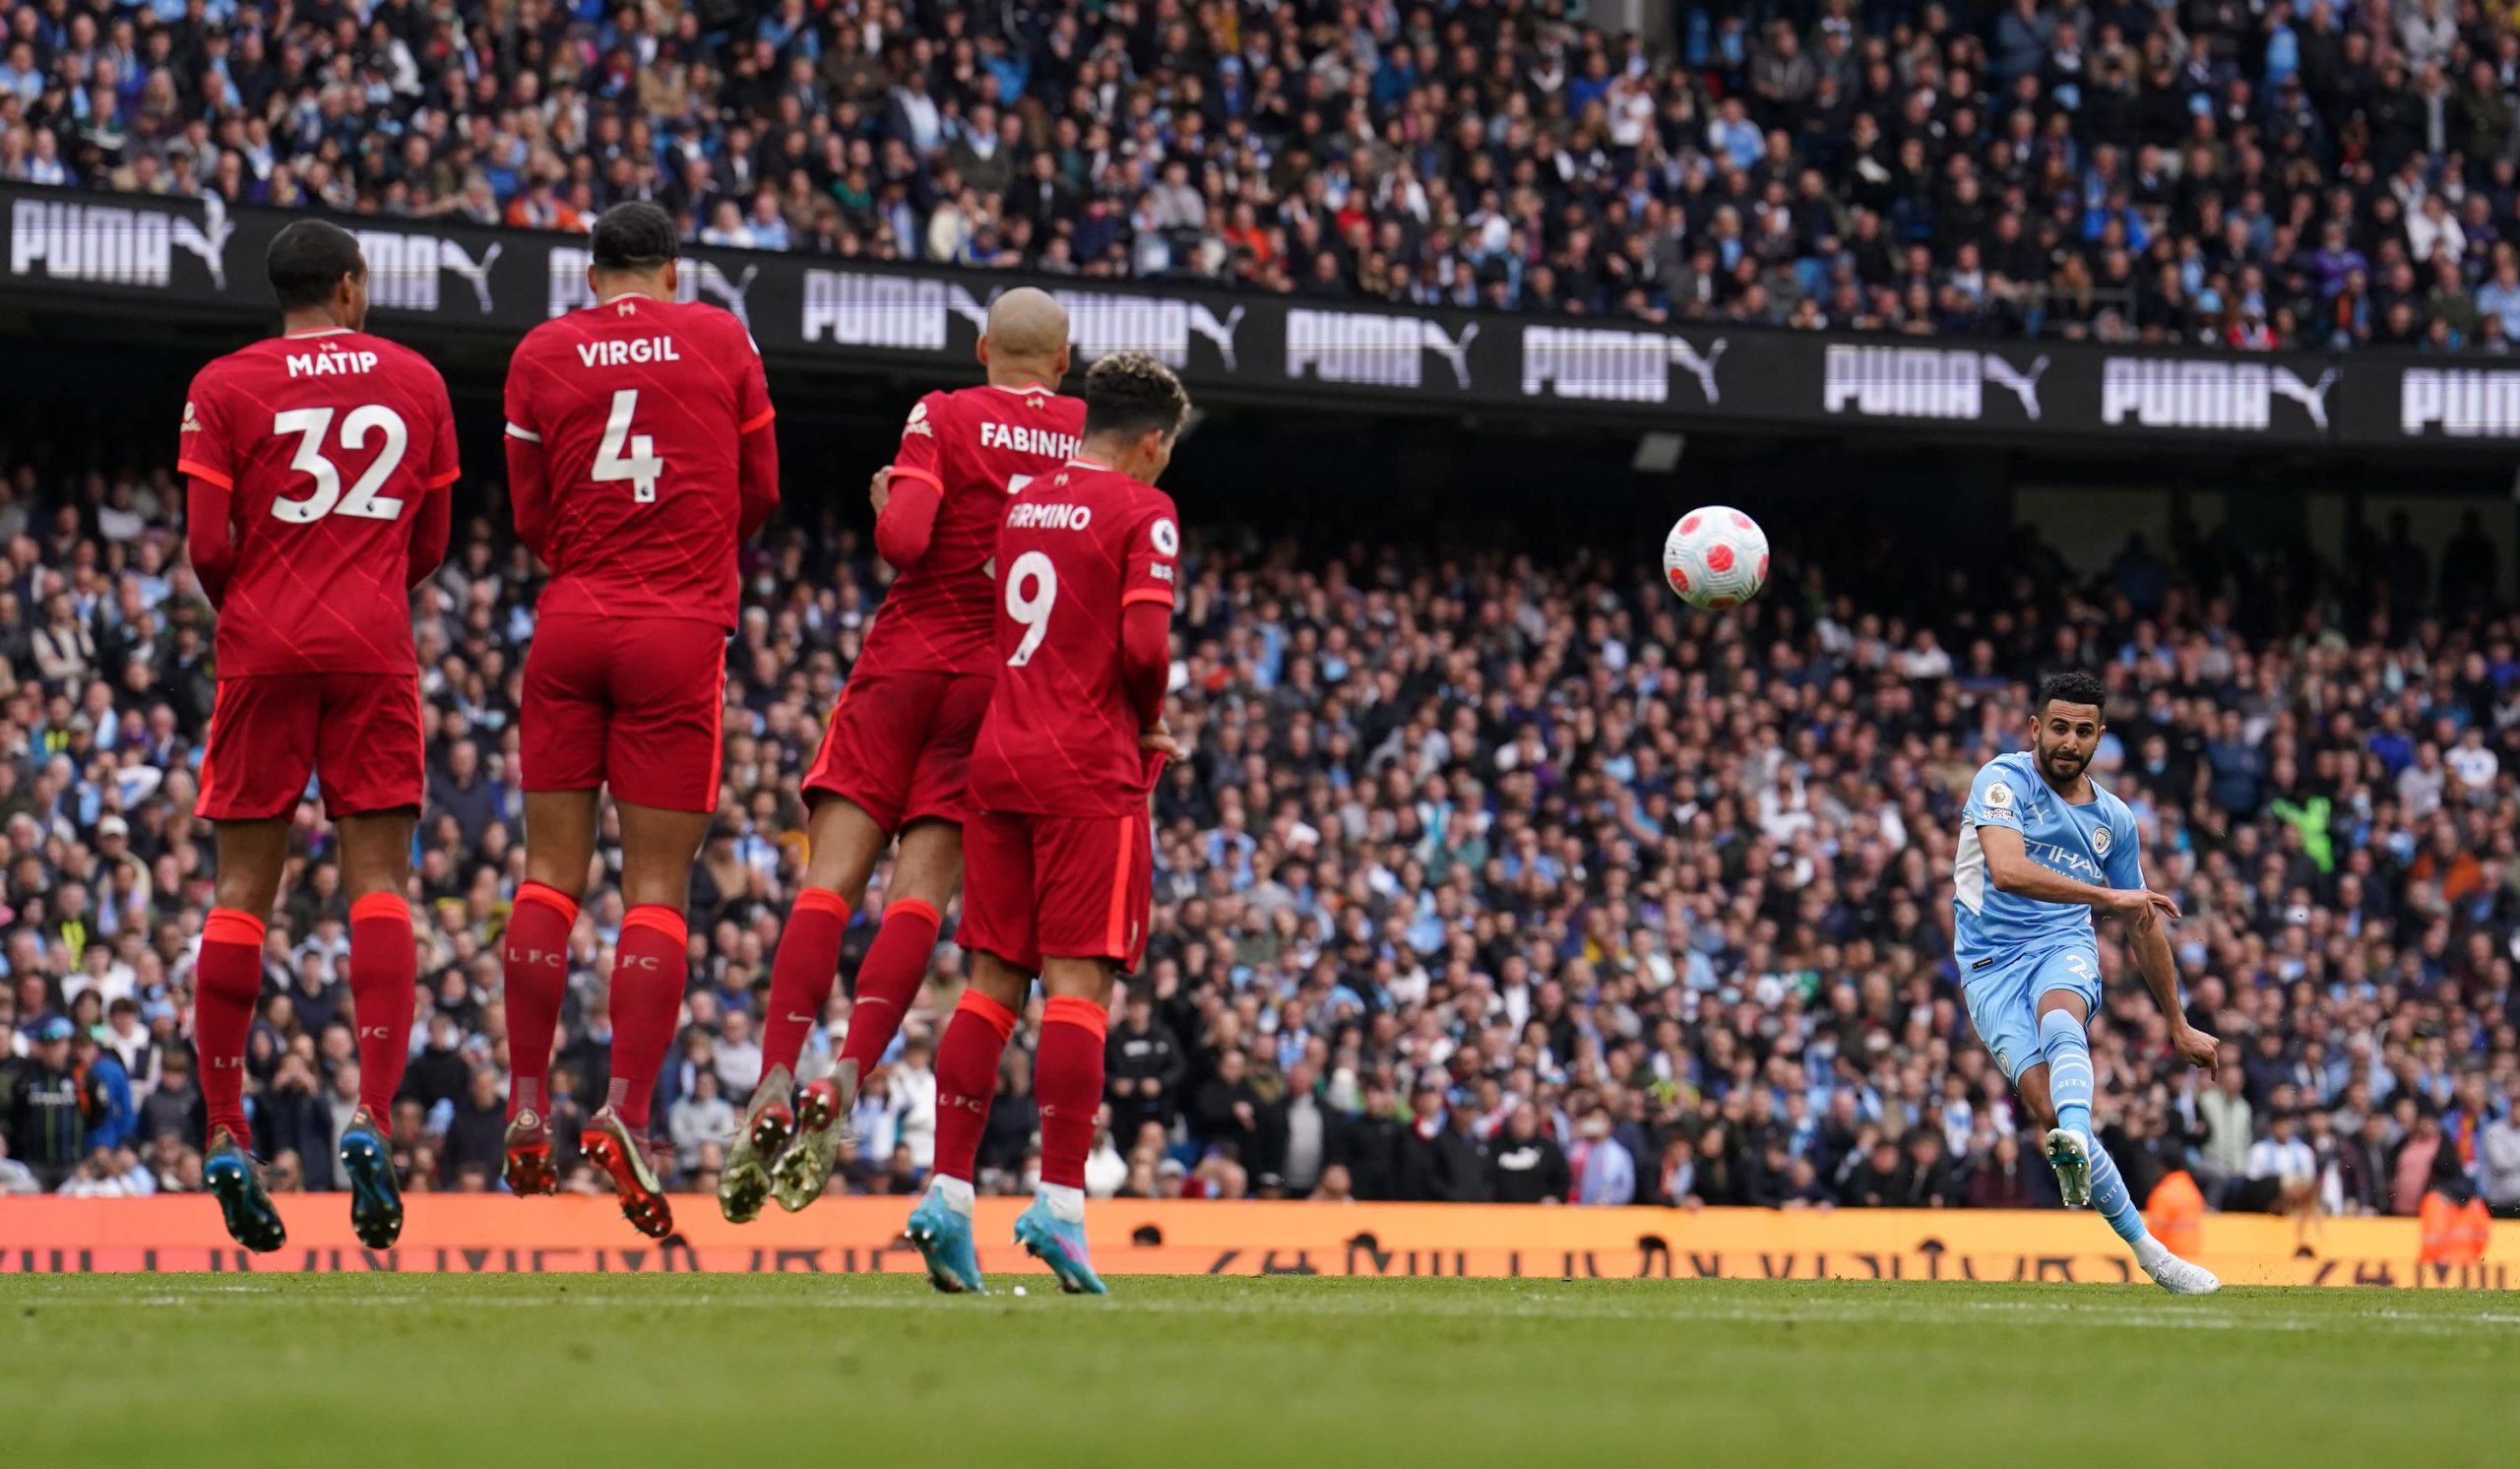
177, 329, 458, 675
862, 383, 1087, 677
967, 461, 1179, 818
503, 295, 772, 630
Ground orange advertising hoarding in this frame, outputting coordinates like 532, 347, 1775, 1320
1, 1196, 2509, 1289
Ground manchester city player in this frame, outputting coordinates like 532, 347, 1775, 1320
1954, 671, 2222, 1295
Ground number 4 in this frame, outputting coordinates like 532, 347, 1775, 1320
594, 388, 664, 502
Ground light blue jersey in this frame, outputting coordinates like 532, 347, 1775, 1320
1953, 750, 2143, 957
1952, 750, 2144, 1079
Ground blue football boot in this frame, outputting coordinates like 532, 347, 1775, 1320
1013, 1196, 1105, 1296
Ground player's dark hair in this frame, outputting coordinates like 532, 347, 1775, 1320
2038, 670, 2109, 716
1083, 351, 1190, 440
590, 201, 680, 272
266, 221, 364, 311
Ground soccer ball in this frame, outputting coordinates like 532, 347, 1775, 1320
1662, 506, 1770, 610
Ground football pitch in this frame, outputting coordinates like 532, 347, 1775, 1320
2, 1275, 2512, 1467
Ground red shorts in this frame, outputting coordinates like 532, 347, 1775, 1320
959, 807, 1154, 975
802, 669, 991, 832
197, 672, 423, 821
521, 613, 725, 813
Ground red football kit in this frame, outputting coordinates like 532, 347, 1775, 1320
804, 382, 1086, 832
959, 459, 1180, 973
502, 294, 778, 813
180, 327, 458, 819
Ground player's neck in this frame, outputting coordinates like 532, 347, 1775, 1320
984, 363, 1058, 392
590, 272, 671, 306
2036, 765, 2095, 804
279, 310, 353, 338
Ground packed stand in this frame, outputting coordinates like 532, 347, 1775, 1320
0, 447, 2509, 1224
20, 0, 2520, 347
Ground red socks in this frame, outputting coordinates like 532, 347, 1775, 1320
760, 887, 850, 1079
194, 908, 267, 1145
931, 988, 1018, 1184
501, 882, 577, 1120
347, 892, 415, 1127
1035, 994, 1106, 1190
606, 905, 688, 1130
838, 898, 939, 1074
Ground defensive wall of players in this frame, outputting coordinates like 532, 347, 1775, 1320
5, 1197, 2511, 1290
5, 183, 2518, 457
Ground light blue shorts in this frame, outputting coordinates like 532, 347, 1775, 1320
1960, 940, 2102, 1083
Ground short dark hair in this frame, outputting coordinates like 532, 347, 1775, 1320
590, 201, 679, 271
2037, 670, 2108, 716
1082, 351, 1190, 440
266, 221, 364, 311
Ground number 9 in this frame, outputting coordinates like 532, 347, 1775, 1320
1005, 550, 1057, 667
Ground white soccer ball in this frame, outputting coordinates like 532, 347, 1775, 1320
1662, 505, 1770, 610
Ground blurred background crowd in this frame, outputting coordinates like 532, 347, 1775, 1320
23, 0, 2520, 345
0, 439, 2515, 1232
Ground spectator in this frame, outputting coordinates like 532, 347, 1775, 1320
1488, 1104, 1570, 1205
669, 1070, 734, 1176
2481, 1111, 2520, 1220
1569, 1103, 1636, 1206
7, 1015, 103, 1188
1105, 987, 1184, 1142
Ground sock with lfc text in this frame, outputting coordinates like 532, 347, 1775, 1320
1035, 993, 1106, 1194
346, 893, 417, 1128
931, 987, 1019, 1189
195, 908, 267, 1146
606, 906, 689, 1130
501, 882, 578, 1120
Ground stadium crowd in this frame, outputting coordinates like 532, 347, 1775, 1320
0, 434, 2515, 1228
22, 0, 2520, 348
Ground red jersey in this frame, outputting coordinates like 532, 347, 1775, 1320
862, 383, 1086, 676
503, 295, 774, 630
968, 461, 1180, 818
177, 328, 459, 676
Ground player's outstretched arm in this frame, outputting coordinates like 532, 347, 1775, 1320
1977, 824, 2179, 922
2126, 862, 2219, 1071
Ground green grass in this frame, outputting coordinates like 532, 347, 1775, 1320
1, 1274, 2513, 1467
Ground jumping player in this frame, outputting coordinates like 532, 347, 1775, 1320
1953, 671, 2222, 1295
498, 202, 780, 1238
720, 288, 1084, 1223
180, 220, 458, 1252
905, 351, 1189, 1295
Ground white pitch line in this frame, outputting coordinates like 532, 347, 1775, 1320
46, 1283, 2520, 1336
